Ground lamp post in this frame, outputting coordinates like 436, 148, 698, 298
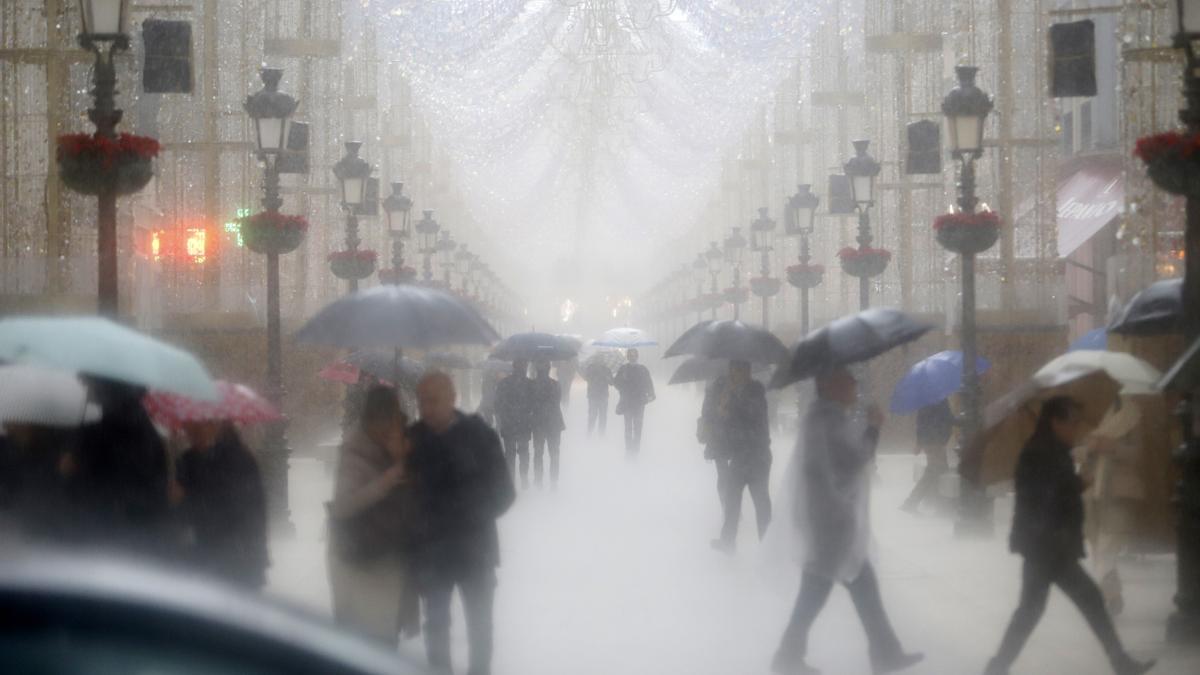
77, 0, 130, 316
415, 210, 440, 283
436, 230, 457, 289
243, 66, 298, 533
455, 244, 474, 295
382, 182, 413, 285
332, 142, 373, 292
941, 65, 997, 537
1169, 0, 1200, 643
786, 184, 821, 335
750, 207, 778, 327
705, 241, 723, 319
692, 252, 708, 323
843, 140, 883, 310
724, 227, 747, 319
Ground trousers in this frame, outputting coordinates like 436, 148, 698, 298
716, 454, 772, 544
502, 435, 529, 487
421, 564, 497, 675
532, 430, 561, 486
587, 396, 608, 436
902, 445, 948, 511
776, 563, 903, 664
623, 405, 645, 454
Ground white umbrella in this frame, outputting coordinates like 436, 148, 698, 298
0, 364, 101, 428
592, 327, 657, 349
1035, 350, 1161, 395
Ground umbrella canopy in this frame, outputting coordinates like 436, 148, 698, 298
295, 285, 499, 351
556, 334, 585, 352
1159, 334, 1200, 392
143, 381, 280, 429
771, 309, 933, 389
668, 356, 767, 385
592, 327, 657, 349
581, 349, 623, 374
1108, 277, 1182, 336
344, 351, 425, 386
424, 351, 473, 370
889, 351, 991, 414
476, 357, 514, 373
664, 320, 789, 365
1068, 327, 1107, 352
318, 362, 360, 385
1036, 350, 1161, 396
0, 364, 101, 428
490, 332, 579, 362
0, 316, 218, 402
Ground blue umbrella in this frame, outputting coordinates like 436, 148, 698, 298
1069, 327, 1107, 352
889, 350, 990, 414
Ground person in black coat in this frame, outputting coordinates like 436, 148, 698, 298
531, 361, 566, 488
901, 398, 954, 513
176, 421, 269, 589
613, 348, 656, 455
494, 360, 534, 488
583, 359, 613, 437
408, 372, 516, 675
985, 397, 1154, 675
701, 361, 772, 554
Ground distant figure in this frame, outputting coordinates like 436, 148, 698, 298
901, 398, 954, 513
531, 361, 566, 488
409, 372, 516, 675
583, 358, 613, 437
477, 368, 502, 428
613, 348, 656, 455
327, 385, 414, 646
984, 397, 1154, 675
701, 360, 771, 554
773, 367, 922, 675
494, 360, 535, 488
556, 357, 578, 408
175, 421, 269, 589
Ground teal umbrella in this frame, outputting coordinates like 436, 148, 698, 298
0, 316, 218, 401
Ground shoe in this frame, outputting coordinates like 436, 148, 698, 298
1114, 657, 1156, 675
899, 502, 919, 515
771, 651, 820, 674
710, 538, 735, 555
872, 652, 923, 674
982, 658, 1008, 675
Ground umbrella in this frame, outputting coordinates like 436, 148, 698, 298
668, 356, 767, 385
1068, 327, 1107, 352
889, 351, 991, 414
592, 327, 657, 349
0, 316, 218, 402
344, 351, 425, 386
1108, 277, 1182, 335
581, 349, 623, 374
771, 308, 933, 389
490, 332, 578, 362
977, 350, 1162, 484
664, 320, 788, 365
317, 362, 360, 385
143, 381, 281, 429
476, 358, 513, 373
295, 285, 499, 351
0, 364, 101, 427
424, 351, 473, 370
556, 334, 584, 352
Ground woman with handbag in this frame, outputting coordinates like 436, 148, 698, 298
327, 385, 416, 646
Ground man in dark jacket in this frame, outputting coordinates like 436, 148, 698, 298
555, 357, 578, 408
985, 397, 1154, 675
702, 360, 771, 553
613, 349, 655, 455
409, 372, 516, 675
494, 360, 534, 488
901, 397, 954, 513
583, 358, 612, 437
531, 361, 566, 488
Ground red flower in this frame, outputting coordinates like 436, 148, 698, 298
933, 211, 1001, 231
328, 249, 378, 263
57, 132, 161, 169
837, 246, 892, 261
241, 211, 309, 231
1134, 131, 1200, 163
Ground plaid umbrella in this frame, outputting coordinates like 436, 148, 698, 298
143, 380, 281, 429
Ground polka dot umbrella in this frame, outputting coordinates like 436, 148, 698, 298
143, 380, 281, 430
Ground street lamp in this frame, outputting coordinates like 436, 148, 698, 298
724, 226, 747, 320
415, 210, 440, 282
750, 207, 777, 326
382, 182, 413, 285
243, 66, 299, 533
332, 141, 373, 292
786, 184, 821, 335
436, 230, 457, 288
843, 139, 882, 310
455, 243, 474, 294
705, 241, 723, 319
692, 252, 708, 322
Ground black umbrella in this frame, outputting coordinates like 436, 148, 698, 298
770, 308, 933, 389
295, 285, 499, 350
476, 357, 513, 373
1108, 277, 1182, 336
668, 356, 768, 385
490, 332, 579, 362
424, 351, 473, 370
1159, 334, 1200, 392
346, 351, 424, 386
664, 320, 789, 365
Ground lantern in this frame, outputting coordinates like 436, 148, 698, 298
750, 207, 776, 251
332, 142, 372, 207
415, 210, 440, 253
78, 0, 128, 39
941, 66, 993, 159
382, 182, 413, 238
724, 227, 747, 267
843, 140, 881, 207
243, 68, 298, 154
785, 184, 820, 236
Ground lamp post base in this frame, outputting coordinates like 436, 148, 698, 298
261, 420, 295, 538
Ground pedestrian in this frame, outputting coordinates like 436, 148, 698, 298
327, 385, 415, 646
531, 360, 566, 488
408, 372, 516, 675
701, 360, 771, 554
174, 420, 269, 589
900, 397, 954, 513
0, 422, 77, 541
773, 367, 922, 675
613, 348, 655, 455
583, 357, 612, 437
477, 368, 502, 428
984, 396, 1154, 675
494, 359, 534, 488
556, 357, 578, 408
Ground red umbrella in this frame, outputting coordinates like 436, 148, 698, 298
318, 361, 361, 384
143, 380, 281, 429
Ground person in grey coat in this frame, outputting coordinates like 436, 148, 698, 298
494, 360, 534, 488
773, 367, 922, 675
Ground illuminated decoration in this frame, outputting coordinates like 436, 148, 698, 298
150, 230, 162, 260
224, 207, 252, 247
185, 228, 206, 263
148, 226, 208, 263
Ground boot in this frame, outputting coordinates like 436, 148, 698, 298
771, 650, 820, 674
983, 657, 1009, 675
872, 651, 923, 674
1113, 656, 1155, 675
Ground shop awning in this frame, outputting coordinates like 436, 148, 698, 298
1056, 160, 1123, 258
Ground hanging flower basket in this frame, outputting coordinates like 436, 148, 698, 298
838, 247, 892, 279
240, 211, 309, 255
57, 133, 159, 196
750, 276, 782, 298
329, 249, 378, 280
1135, 131, 1200, 196
722, 286, 750, 305
934, 211, 1002, 255
787, 263, 825, 290
377, 266, 418, 285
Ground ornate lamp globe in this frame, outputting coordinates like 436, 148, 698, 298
942, 66, 993, 159
244, 68, 298, 154
843, 140, 881, 207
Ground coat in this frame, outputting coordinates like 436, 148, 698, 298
531, 376, 566, 434
700, 375, 770, 464
1009, 430, 1086, 563
329, 428, 412, 562
794, 398, 877, 582
407, 412, 516, 572
177, 427, 269, 588
614, 363, 655, 413
915, 399, 954, 448
583, 362, 612, 400
494, 374, 534, 440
